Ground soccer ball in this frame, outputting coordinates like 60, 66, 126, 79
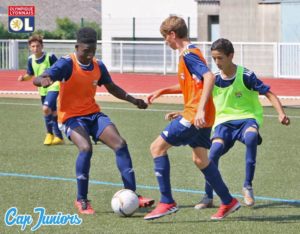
111, 189, 139, 217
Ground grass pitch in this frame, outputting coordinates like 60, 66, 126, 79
0, 98, 299, 234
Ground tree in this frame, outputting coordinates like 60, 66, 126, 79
54, 17, 79, 39
0, 23, 30, 39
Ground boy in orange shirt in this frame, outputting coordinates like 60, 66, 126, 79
33, 27, 154, 215
144, 16, 240, 220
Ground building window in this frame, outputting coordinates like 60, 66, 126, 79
208, 15, 219, 41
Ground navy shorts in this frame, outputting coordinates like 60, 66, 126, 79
41, 91, 59, 111
160, 116, 212, 149
212, 118, 262, 152
63, 112, 113, 142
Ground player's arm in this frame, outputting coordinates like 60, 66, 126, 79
104, 82, 148, 109
18, 74, 33, 81
165, 111, 182, 121
147, 84, 181, 104
33, 56, 71, 87
49, 53, 58, 65
18, 58, 34, 81
148, 84, 183, 119
246, 71, 290, 125
33, 73, 53, 87
265, 91, 290, 125
184, 51, 214, 128
194, 71, 215, 128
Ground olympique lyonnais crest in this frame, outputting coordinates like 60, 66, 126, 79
8, 6, 35, 33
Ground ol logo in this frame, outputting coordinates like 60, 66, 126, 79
8, 6, 35, 33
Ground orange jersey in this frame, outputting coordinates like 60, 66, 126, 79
58, 54, 101, 123
177, 47, 215, 127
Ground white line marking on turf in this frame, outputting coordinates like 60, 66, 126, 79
1, 91, 300, 99
0, 101, 299, 118
1, 172, 300, 204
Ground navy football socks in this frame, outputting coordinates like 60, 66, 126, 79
204, 142, 224, 199
244, 131, 258, 187
44, 114, 53, 134
76, 151, 92, 200
154, 155, 174, 204
115, 145, 136, 191
52, 115, 63, 139
201, 161, 232, 205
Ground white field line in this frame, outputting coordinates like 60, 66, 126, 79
0, 101, 299, 118
1, 91, 300, 99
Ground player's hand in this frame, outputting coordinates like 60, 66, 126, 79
134, 99, 148, 109
279, 115, 290, 126
194, 109, 206, 128
147, 91, 161, 104
165, 112, 181, 121
40, 77, 53, 87
18, 74, 31, 81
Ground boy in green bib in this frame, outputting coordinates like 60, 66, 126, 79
18, 35, 64, 145
195, 38, 290, 209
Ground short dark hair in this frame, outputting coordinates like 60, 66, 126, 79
76, 27, 97, 44
211, 38, 234, 56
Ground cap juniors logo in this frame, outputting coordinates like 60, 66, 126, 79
8, 6, 35, 33
4, 207, 82, 231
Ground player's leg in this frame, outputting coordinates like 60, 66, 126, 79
99, 124, 137, 191
145, 117, 192, 220
243, 126, 259, 188
192, 146, 231, 203
41, 95, 53, 145
44, 91, 64, 145
192, 147, 240, 219
241, 124, 260, 206
194, 138, 225, 209
69, 123, 95, 214
150, 136, 174, 204
144, 135, 178, 220
96, 115, 154, 207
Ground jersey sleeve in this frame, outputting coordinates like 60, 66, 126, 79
97, 60, 112, 86
44, 56, 73, 82
183, 52, 210, 81
243, 71, 270, 95
49, 53, 58, 65
26, 57, 34, 76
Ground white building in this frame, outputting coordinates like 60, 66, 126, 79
101, 0, 198, 69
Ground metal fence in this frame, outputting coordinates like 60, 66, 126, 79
1, 39, 300, 79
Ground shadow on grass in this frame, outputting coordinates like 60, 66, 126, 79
144, 202, 300, 224
237, 214, 300, 223
252, 201, 300, 210
147, 214, 300, 224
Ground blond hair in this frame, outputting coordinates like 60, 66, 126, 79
160, 15, 188, 39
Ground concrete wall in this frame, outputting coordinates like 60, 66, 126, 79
196, 0, 281, 42
197, 1, 219, 41
0, 0, 101, 31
